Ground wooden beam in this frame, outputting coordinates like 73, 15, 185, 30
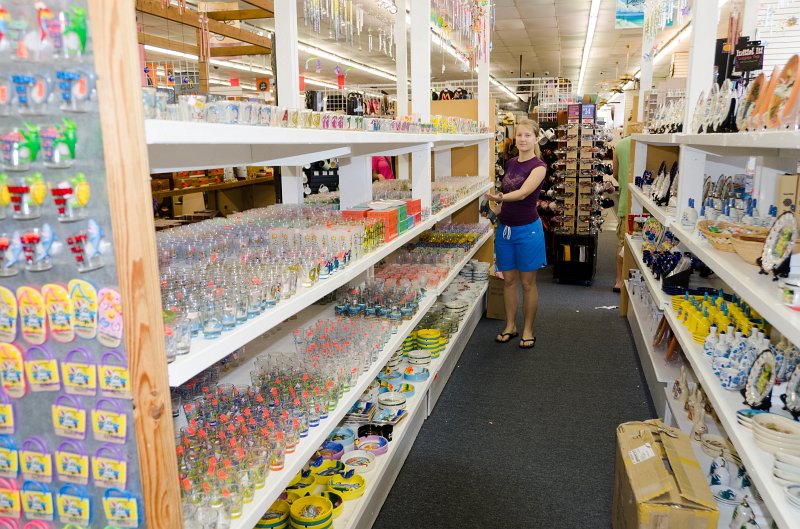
135, 0, 272, 51
241, 0, 275, 12
137, 32, 199, 56
206, 9, 272, 21
210, 44, 270, 57
88, 2, 183, 529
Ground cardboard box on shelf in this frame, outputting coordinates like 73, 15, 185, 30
486, 273, 505, 320
612, 419, 718, 529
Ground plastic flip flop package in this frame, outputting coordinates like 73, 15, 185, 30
0, 2, 145, 527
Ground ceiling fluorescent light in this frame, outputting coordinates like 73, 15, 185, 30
303, 78, 340, 90
653, 24, 691, 64
297, 43, 396, 81
576, 0, 602, 96
209, 59, 272, 76
143, 44, 198, 61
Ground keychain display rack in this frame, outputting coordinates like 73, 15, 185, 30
551, 104, 600, 285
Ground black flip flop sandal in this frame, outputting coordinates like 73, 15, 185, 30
519, 337, 536, 349
495, 332, 518, 343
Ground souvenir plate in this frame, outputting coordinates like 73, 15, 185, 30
703, 83, 719, 131
736, 73, 764, 131
760, 211, 798, 274
766, 54, 800, 129
751, 66, 781, 129
691, 90, 706, 133
710, 485, 744, 505
786, 484, 800, 507
785, 368, 800, 414
715, 79, 734, 130
744, 349, 776, 408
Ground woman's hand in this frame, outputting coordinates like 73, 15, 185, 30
484, 191, 502, 202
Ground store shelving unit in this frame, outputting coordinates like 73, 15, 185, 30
669, 223, 800, 347
627, 184, 673, 226
145, 120, 493, 172
167, 184, 491, 386
88, 1, 499, 527
625, 46, 800, 523
335, 284, 487, 529
665, 308, 796, 529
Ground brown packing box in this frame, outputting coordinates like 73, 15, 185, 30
613, 420, 718, 529
485, 274, 505, 320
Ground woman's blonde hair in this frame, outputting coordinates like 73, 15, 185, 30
515, 118, 542, 158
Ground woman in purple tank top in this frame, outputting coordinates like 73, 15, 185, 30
484, 119, 547, 349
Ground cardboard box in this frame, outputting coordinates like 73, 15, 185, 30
486, 275, 505, 320
613, 420, 718, 529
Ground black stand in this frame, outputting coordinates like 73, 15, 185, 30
552, 233, 598, 285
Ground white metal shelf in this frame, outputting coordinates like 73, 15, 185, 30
669, 223, 800, 347
627, 184, 673, 226
224, 285, 488, 529
625, 280, 682, 384
433, 230, 492, 297
663, 389, 773, 529
145, 120, 492, 172
625, 234, 672, 311
167, 183, 491, 386
631, 133, 679, 146
631, 131, 800, 153
334, 284, 487, 529
663, 308, 797, 529
227, 292, 437, 529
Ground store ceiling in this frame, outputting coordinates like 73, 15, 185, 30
140, 0, 685, 99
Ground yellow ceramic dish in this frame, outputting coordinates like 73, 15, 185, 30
327, 473, 366, 500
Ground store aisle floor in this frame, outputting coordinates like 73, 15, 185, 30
374, 230, 656, 528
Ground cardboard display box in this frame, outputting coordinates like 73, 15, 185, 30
486, 274, 505, 320
613, 419, 718, 529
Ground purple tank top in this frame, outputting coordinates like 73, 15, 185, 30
498, 156, 547, 226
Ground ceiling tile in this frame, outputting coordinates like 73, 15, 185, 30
495, 19, 526, 30
521, 17, 558, 28
495, 6, 521, 19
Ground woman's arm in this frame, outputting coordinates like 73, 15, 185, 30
485, 166, 546, 203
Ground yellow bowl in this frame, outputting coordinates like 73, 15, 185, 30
309, 460, 345, 485
289, 495, 333, 524
317, 491, 343, 518
285, 472, 316, 493
256, 500, 290, 528
327, 473, 366, 501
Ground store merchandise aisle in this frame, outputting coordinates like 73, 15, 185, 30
374, 231, 656, 528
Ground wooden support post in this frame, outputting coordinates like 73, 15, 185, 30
88, 2, 182, 529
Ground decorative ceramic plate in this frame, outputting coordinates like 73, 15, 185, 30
703, 83, 719, 131
711, 485, 744, 505
691, 90, 706, 133
744, 349, 777, 408
766, 55, 799, 128
736, 73, 765, 131
751, 65, 781, 129
342, 450, 375, 474
786, 484, 800, 507
715, 79, 734, 130
785, 368, 800, 414
760, 212, 798, 274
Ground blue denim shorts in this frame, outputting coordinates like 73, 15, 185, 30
494, 219, 547, 272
